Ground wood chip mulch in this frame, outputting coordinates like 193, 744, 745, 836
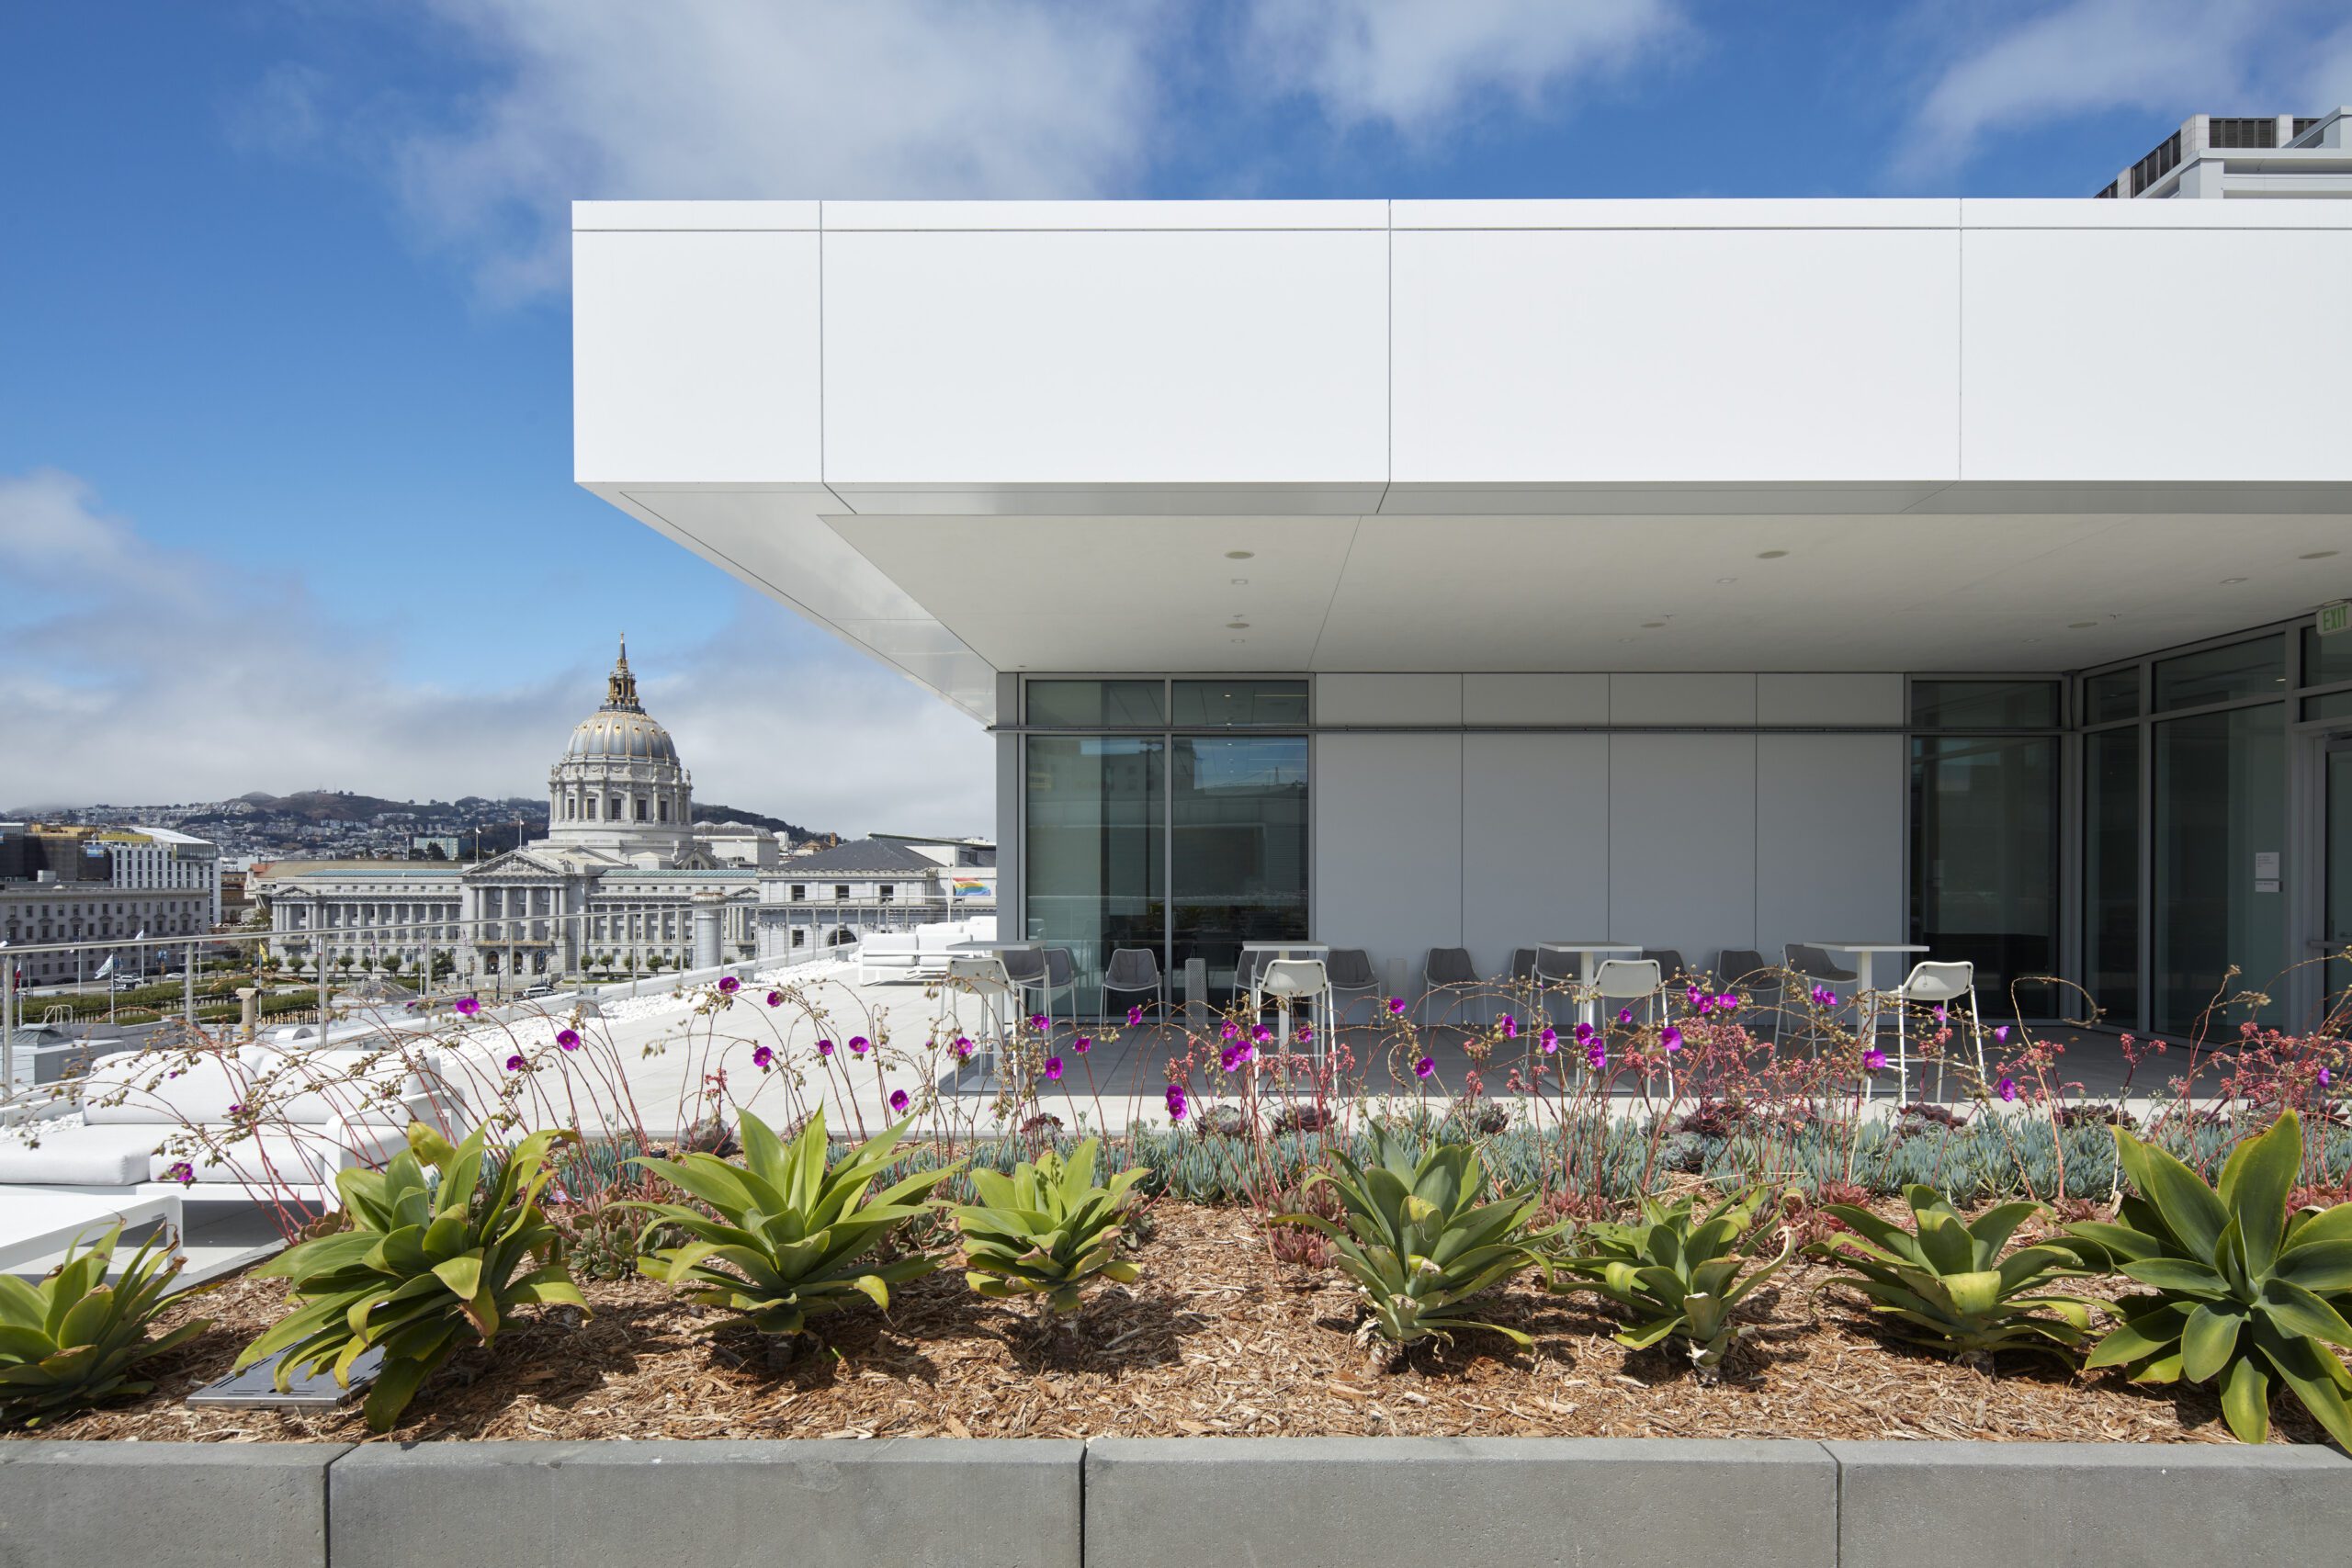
8, 1202, 2325, 1446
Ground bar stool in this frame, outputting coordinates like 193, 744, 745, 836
1258, 958, 1335, 1064
1592, 957, 1667, 1091
1102, 947, 1165, 1018
1324, 947, 1379, 1026
1419, 946, 1478, 1027
942, 954, 1017, 1082
1882, 959, 1981, 1102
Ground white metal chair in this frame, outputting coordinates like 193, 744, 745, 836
941, 954, 1017, 1082
1257, 958, 1335, 1063
1879, 959, 1981, 1102
1591, 957, 1668, 1091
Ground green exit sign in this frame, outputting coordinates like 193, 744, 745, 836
2323, 602, 2352, 639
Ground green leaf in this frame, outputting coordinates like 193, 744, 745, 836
2117, 1128, 2229, 1263
2222, 1111, 2301, 1275
2220, 1353, 2271, 1443
2180, 1303, 2245, 1384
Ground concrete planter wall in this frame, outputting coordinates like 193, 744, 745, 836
3, 1437, 2346, 1568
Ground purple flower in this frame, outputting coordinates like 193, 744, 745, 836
752, 1044, 775, 1069
1222, 1021, 1240, 1041
1862, 1048, 1887, 1072
1616, 1007, 1634, 1026
818, 1037, 835, 1056
504, 1054, 525, 1072
1585, 1043, 1608, 1069
1500, 1014, 1519, 1040
849, 1035, 870, 1055
557, 1028, 581, 1051
1219, 1043, 1241, 1072
954, 1035, 973, 1060
1044, 1056, 1064, 1081
1412, 1055, 1435, 1080
1933, 1003, 1948, 1024
1252, 1024, 1272, 1045
226, 1103, 244, 1117
718, 976, 741, 994
1164, 1082, 1188, 1122
454, 997, 481, 1017
1073, 1035, 1092, 1055
1660, 1026, 1683, 1054
1296, 1023, 1315, 1045
1127, 1005, 1145, 1027
1028, 1013, 1048, 1032
1539, 1027, 1558, 1054
2322, 1067, 2334, 1088
1685, 985, 1705, 1009
1387, 997, 1408, 1016
1993, 1025, 2011, 1044
1694, 995, 1716, 1016
1810, 986, 1836, 1009
766, 989, 784, 1007
1575, 1021, 1596, 1044
889, 1089, 910, 1113
165, 1160, 195, 1185
1715, 993, 1738, 1013
1997, 1077, 2018, 1102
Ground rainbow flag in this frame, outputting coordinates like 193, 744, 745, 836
952, 878, 989, 899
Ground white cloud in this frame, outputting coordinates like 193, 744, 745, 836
0, 470, 993, 836
1242, 0, 1681, 134
1898, 0, 2351, 179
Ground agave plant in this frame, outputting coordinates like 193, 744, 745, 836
1555, 1184, 1792, 1376
1809, 1185, 2094, 1360
234, 1122, 587, 1431
1272, 1124, 1552, 1353
0, 1224, 209, 1430
622, 1108, 962, 1337
952, 1138, 1148, 1322
2063, 1110, 2352, 1444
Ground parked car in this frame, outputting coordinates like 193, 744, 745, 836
518, 982, 558, 999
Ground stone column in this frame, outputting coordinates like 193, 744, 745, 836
237, 986, 260, 1043
692, 891, 724, 973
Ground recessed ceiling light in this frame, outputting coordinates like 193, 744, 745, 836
1756, 549, 1791, 559
1226, 621, 1250, 630
1225, 550, 1254, 560
2067, 620, 2098, 629
2220, 577, 2247, 585
1230, 577, 1249, 585
2301, 550, 2339, 560
1715, 576, 1738, 584
1641, 621, 1666, 629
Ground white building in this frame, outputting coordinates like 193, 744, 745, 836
755, 833, 996, 959
2098, 108, 2352, 198
571, 194, 2352, 1036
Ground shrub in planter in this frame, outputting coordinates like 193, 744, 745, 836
1273, 1125, 1553, 1356
234, 1122, 587, 1431
0, 1224, 209, 1430
1555, 1184, 1793, 1378
1809, 1185, 2094, 1361
623, 1108, 961, 1339
953, 1138, 1148, 1324
2064, 1110, 2352, 1444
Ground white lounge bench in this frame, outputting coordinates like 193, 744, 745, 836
857, 919, 989, 985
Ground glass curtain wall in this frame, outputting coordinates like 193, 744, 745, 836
1023, 680, 1307, 1015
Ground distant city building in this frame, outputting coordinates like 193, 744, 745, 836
2097, 109, 2352, 197
254, 641, 991, 982
754, 834, 995, 959
1, 823, 221, 983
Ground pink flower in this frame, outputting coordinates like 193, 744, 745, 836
454, 997, 481, 1017
1585, 1043, 1607, 1069
1500, 1014, 1519, 1040
1993, 1025, 2011, 1044
1715, 993, 1738, 1012
557, 1029, 580, 1051
165, 1160, 195, 1185
889, 1089, 910, 1113
718, 976, 741, 994
1660, 1026, 1682, 1054
1251, 1024, 1272, 1045
1575, 1021, 1596, 1044
752, 1044, 774, 1069
1044, 1056, 1064, 1081
818, 1038, 835, 1056
1616, 1008, 1634, 1026
849, 1035, 870, 1055
504, 1054, 524, 1072
1933, 1003, 1948, 1024
227, 1103, 244, 1117
1412, 1055, 1435, 1079
1387, 997, 1408, 1016
1127, 1005, 1144, 1027
954, 1035, 973, 1060
1164, 1082, 1188, 1122
1028, 1013, 1048, 1032
1222, 1021, 1240, 1041
1295, 1024, 1314, 1045
1073, 1035, 1092, 1055
1539, 1027, 1558, 1054
1862, 1048, 1887, 1072
1809, 986, 1837, 1009
766, 989, 783, 1007
1997, 1077, 2018, 1102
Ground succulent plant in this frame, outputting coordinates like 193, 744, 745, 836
1810, 1185, 2094, 1360
2064, 1110, 2352, 1444
235, 1122, 587, 1431
1273, 1124, 1552, 1351
0, 1224, 208, 1430
952, 1138, 1148, 1321
623, 1108, 960, 1337
1555, 1184, 1792, 1376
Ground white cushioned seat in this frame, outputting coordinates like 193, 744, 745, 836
0, 1126, 167, 1186
151, 1123, 410, 1188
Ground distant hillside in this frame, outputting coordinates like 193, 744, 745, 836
693, 802, 824, 842
191, 791, 548, 826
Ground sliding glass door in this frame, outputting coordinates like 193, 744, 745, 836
1024, 736, 1163, 1011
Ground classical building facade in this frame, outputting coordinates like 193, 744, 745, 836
254, 643, 992, 984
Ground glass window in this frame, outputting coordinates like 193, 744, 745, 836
1910, 735, 2059, 1014
1024, 737, 1165, 1010
1170, 736, 1309, 1001
1910, 680, 2059, 728
2083, 728, 2140, 1022
1170, 680, 1308, 728
2153, 635, 2284, 712
2306, 626, 2352, 690
1025, 680, 1165, 727
2307, 691, 2352, 723
2153, 704, 2285, 1033
2084, 668, 2140, 726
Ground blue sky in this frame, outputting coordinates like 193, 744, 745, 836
5, 0, 2348, 833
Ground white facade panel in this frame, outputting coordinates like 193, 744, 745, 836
1606, 735, 1758, 960
1755, 735, 1905, 961
820, 229, 1389, 485
1609, 673, 1758, 725
1960, 226, 2352, 482
1317, 673, 1463, 726
573, 231, 822, 484
1464, 674, 1610, 725
1390, 227, 1962, 484
1462, 735, 1610, 970
1312, 733, 1462, 967
1757, 672, 1905, 726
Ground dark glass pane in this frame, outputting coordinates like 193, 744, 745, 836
2153, 635, 2284, 713
2153, 705, 2285, 1034
2327, 742, 2352, 1023
1023, 737, 1163, 1010
1910, 680, 2059, 729
1170, 736, 1308, 1004
2307, 691, 2352, 723
2084, 668, 2140, 725
2083, 728, 2140, 1025
1025, 680, 1164, 727
1170, 680, 1307, 728
1910, 735, 2058, 1017
2305, 626, 2352, 689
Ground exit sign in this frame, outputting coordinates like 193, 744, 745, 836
2323, 602, 2352, 638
